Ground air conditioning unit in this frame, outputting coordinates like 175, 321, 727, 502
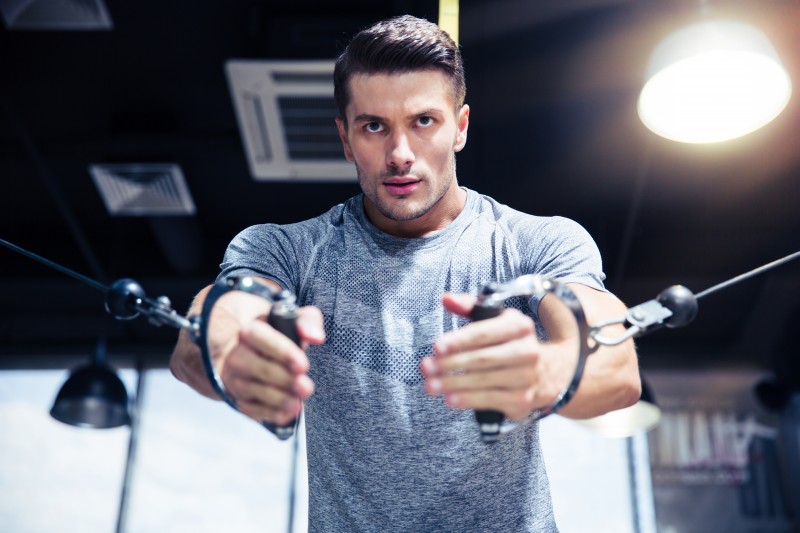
225, 59, 357, 182
89, 163, 196, 216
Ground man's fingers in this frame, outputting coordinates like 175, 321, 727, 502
442, 389, 540, 421
441, 292, 477, 316
434, 308, 535, 356
241, 319, 310, 374
243, 374, 312, 425
297, 305, 326, 345
224, 348, 315, 424
224, 343, 298, 392
424, 363, 538, 396
238, 394, 303, 426
222, 320, 316, 425
423, 337, 539, 375
236, 373, 313, 405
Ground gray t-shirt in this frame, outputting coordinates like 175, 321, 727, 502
220, 188, 606, 532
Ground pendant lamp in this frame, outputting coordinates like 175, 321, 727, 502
50, 339, 131, 429
638, 20, 792, 143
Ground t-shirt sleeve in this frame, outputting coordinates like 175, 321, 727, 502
522, 216, 607, 291
217, 223, 300, 292
509, 215, 607, 329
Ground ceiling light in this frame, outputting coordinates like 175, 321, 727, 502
638, 20, 792, 143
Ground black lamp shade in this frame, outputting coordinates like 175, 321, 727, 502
50, 363, 131, 429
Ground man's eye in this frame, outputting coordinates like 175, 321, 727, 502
365, 122, 384, 133
417, 116, 434, 127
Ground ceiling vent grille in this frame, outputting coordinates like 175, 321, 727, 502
0, 0, 112, 30
225, 59, 356, 182
89, 163, 196, 216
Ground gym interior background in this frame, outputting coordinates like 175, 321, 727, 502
1, 1, 798, 531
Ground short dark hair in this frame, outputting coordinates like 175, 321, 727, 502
333, 15, 465, 122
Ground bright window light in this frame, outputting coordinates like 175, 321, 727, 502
0, 369, 306, 533
0, 370, 132, 533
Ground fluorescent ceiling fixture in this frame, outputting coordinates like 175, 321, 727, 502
0, 0, 112, 30
225, 59, 356, 182
89, 163, 196, 216
638, 20, 792, 144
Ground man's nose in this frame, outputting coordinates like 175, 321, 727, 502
386, 131, 415, 169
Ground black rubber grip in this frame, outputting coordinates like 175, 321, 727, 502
268, 307, 301, 346
267, 305, 301, 438
470, 303, 505, 440
470, 303, 503, 321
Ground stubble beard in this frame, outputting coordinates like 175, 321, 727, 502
357, 154, 457, 222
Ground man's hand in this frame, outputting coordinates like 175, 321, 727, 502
170, 280, 325, 426
420, 293, 578, 421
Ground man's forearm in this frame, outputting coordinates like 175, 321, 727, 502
170, 328, 220, 400
169, 285, 220, 400
543, 284, 641, 419
556, 338, 640, 419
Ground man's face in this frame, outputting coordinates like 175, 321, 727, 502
336, 70, 469, 237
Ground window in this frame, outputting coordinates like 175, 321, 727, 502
0, 368, 307, 533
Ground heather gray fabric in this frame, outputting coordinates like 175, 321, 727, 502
219, 188, 606, 532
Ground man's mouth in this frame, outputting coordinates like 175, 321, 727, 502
384, 178, 420, 196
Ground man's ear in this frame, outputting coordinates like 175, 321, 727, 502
335, 117, 355, 162
454, 104, 469, 152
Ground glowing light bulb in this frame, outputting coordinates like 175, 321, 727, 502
638, 21, 792, 143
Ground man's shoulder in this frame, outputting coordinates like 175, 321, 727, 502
289, 196, 357, 229
466, 190, 597, 259
239, 195, 360, 240
469, 189, 572, 230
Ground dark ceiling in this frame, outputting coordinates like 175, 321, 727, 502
1, 0, 798, 380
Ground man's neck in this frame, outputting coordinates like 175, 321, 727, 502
364, 185, 467, 238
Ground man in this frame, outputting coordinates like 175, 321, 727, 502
170, 15, 639, 532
